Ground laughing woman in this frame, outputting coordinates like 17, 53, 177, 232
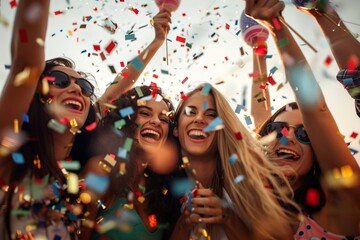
170, 84, 299, 240
246, 0, 360, 239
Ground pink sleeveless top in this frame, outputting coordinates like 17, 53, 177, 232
295, 213, 359, 240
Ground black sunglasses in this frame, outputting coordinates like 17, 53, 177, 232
265, 121, 310, 144
46, 70, 94, 97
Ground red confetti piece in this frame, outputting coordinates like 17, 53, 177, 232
204, 66, 208, 69
350, 132, 358, 139
255, 45, 267, 55
120, 61, 125, 67
54, 10, 63, 15
249, 72, 260, 78
234, 132, 242, 140
225, 56, 229, 61
260, 84, 267, 90
305, 188, 320, 207
121, 72, 129, 78
105, 41, 116, 54
153, 74, 158, 79
267, 76, 276, 85
272, 18, 281, 30
182, 13, 186, 17
225, 23, 230, 30
324, 56, 332, 66
10, 0, 17, 8
176, 36, 186, 43
85, 122, 97, 131
93, 45, 101, 51
281, 127, 289, 136
59, 117, 70, 124
148, 214, 157, 228
182, 77, 188, 84
19, 28, 28, 43
347, 55, 359, 71
180, 91, 188, 101
131, 8, 139, 15
93, 7, 98, 11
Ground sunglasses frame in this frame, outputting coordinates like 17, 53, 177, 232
265, 121, 310, 144
45, 70, 95, 97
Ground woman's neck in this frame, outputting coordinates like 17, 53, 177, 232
187, 154, 217, 188
53, 131, 75, 161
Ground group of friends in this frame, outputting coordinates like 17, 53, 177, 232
0, 0, 359, 239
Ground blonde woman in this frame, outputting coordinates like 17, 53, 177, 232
170, 84, 299, 239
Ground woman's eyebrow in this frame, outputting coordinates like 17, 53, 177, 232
138, 106, 152, 111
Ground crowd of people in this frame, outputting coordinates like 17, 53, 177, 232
0, 0, 359, 239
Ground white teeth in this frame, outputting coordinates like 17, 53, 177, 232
141, 129, 160, 137
188, 130, 208, 137
278, 149, 297, 156
64, 100, 82, 111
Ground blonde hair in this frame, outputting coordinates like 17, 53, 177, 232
176, 84, 299, 239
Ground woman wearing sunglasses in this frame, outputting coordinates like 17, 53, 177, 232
246, 0, 360, 239
0, 0, 171, 239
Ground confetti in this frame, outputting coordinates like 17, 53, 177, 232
117, 147, 128, 159
181, 77, 188, 84
48, 119, 67, 134
12, 152, 24, 164
324, 56, 332, 66
104, 154, 116, 167
234, 175, 245, 184
125, 34, 136, 40
67, 173, 79, 194
279, 135, 288, 145
176, 36, 186, 43
244, 116, 252, 125
119, 106, 134, 117
131, 56, 144, 72
305, 188, 320, 207
105, 41, 116, 54
85, 173, 109, 194
234, 132, 242, 140
200, 83, 211, 95
14, 67, 31, 86
85, 122, 97, 131
203, 117, 224, 132
229, 153, 237, 165
123, 138, 133, 151
277, 38, 289, 48
148, 214, 157, 228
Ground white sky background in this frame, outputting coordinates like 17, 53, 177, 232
0, 0, 359, 162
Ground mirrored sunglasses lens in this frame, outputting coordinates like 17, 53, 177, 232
51, 71, 70, 88
296, 127, 310, 143
77, 79, 93, 97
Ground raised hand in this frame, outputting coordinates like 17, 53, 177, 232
152, 8, 172, 44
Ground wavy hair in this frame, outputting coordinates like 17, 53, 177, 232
175, 84, 300, 239
257, 102, 326, 214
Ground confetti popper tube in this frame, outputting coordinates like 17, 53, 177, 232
279, 17, 317, 53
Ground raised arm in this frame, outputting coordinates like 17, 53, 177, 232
240, 11, 271, 128
295, 2, 360, 70
97, 9, 172, 116
245, 0, 360, 195
0, 0, 49, 161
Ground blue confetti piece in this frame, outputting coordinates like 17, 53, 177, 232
245, 116, 252, 125
279, 135, 288, 145
131, 56, 144, 72
235, 104, 244, 114
22, 113, 29, 123
349, 148, 358, 155
200, 83, 212, 95
202, 100, 208, 110
12, 152, 24, 164
81, 50, 87, 54
125, 34, 135, 40
234, 175, 245, 184
270, 106, 274, 111
235, 20, 238, 26
161, 69, 169, 75
342, 78, 353, 86
119, 106, 134, 117
203, 117, 224, 132
5, 64, 11, 69
265, 55, 273, 59
171, 178, 195, 197
187, 192, 193, 211
85, 173, 109, 194
117, 147, 128, 159
229, 154, 237, 165
235, 30, 241, 36
269, 66, 278, 74
54, 235, 62, 240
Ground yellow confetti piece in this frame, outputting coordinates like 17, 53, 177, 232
98, 160, 112, 173
14, 119, 19, 134
137, 100, 147, 106
119, 162, 126, 175
68, 30, 73, 36
36, 38, 44, 46
70, 119, 78, 128
103, 103, 117, 109
341, 165, 353, 178
14, 67, 31, 87
162, 187, 168, 195
137, 196, 145, 203
325, 166, 358, 189
80, 192, 92, 204
150, 19, 154, 25
41, 77, 49, 95
67, 173, 79, 194
123, 203, 133, 210
0, 15, 9, 27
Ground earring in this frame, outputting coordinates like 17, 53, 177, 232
40, 95, 53, 104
